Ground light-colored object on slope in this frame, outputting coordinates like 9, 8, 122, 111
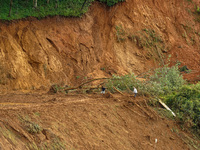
133, 87, 138, 94
154, 138, 158, 150
158, 99, 176, 117
155, 138, 157, 143
133, 87, 137, 97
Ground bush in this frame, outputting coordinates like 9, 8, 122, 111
27, 122, 42, 134
105, 66, 199, 136
164, 83, 200, 135
98, 0, 125, 6
150, 64, 185, 94
179, 65, 190, 73
106, 73, 139, 93
197, 6, 200, 14
106, 64, 185, 96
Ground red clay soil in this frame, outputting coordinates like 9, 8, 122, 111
0, 92, 199, 150
0, 0, 200, 149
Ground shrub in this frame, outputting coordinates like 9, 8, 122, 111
115, 25, 126, 42
18, 115, 42, 134
106, 73, 139, 93
150, 64, 185, 94
197, 6, 200, 14
164, 83, 200, 135
27, 122, 42, 134
106, 64, 185, 96
98, 0, 125, 6
105, 66, 199, 136
179, 65, 189, 73
194, 5, 200, 22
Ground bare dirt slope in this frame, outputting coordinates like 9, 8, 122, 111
0, 0, 199, 93
0, 92, 199, 150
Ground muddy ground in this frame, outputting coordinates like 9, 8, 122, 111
0, 91, 199, 150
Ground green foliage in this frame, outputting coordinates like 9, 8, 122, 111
0, 0, 94, 20
27, 122, 42, 134
194, 5, 200, 22
115, 25, 126, 42
197, 6, 200, 14
98, 0, 125, 6
150, 64, 185, 94
105, 66, 200, 137
50, 84, 66, 93
50, 138, 66, 150
18, 115, 42, 134
100, 67, 106, 71
76, 76, 80, 79
0, 0, 125, 20
154, 108, 175, 119
33, 112, 41, 117
128, 29, 166, 64
0, 127, 16, 144
106, 73, 138, 93
129, 29, 163, 48
179, 65, 190, 73
106, 64, 185, 96
164, 83, 200, 135
142, 64, 185, 95
186, 0, 193, 2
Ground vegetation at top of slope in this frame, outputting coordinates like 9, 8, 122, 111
98, 0, 125, 6
0, 0, 93, 20
0, 0, 124, 21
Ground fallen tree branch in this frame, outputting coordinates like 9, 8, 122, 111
158, 99, 176, 117
113, 87, 125, 95
112, 87, 154, 119
134, 102, 153, 119
64, 78, 109, 91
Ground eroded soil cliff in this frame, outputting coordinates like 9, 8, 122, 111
0, 0, 199, 93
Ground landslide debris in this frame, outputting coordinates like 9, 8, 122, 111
0, 93, 199, 150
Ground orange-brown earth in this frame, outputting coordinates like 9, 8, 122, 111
0, 93, 199, 150
0, 0, 200, 149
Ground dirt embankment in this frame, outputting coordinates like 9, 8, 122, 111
0, 0, 199, 93
0, 93, 199, 150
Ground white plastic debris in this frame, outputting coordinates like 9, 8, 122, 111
155, 138, 157, 143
